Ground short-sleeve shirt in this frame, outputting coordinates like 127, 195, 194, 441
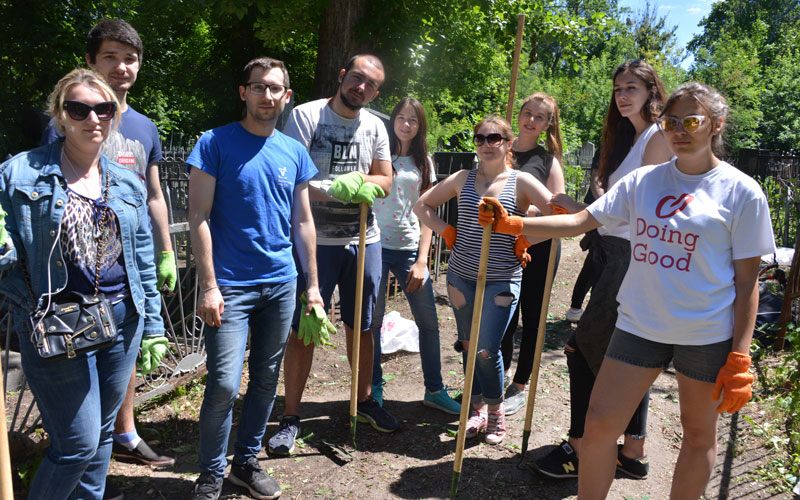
283, 98, 391, 246
373, 156, 436, 250
587, 159, 775, 345
186, 123, 318, 285
43, 106, 162, 183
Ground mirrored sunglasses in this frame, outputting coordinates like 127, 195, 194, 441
659, 114, 707, 133
63, 100, 117, 121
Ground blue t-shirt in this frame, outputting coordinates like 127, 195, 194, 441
43, 106, 162, 182
187, 123, 318, 285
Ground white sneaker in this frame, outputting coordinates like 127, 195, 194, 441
565, 308, 583, 323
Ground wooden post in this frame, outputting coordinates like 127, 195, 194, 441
505, 14, 526, 123
349, 204, 369, 446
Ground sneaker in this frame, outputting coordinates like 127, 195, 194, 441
371, 380, 384, 407
503, 368, 513, 389
423, 388, 461, 415
357, 397, 401, 432
503, 384, 526, 416
565, 307, 583, 323
485, 407, 506, 445
464, 408, 487, 439
103, 483, 124, 500
268, 416, 300, 455
616, 444, 649, 479
191, 472, 222, 500
534, 441, 579, 478
228, 457, 282, 499
112, 440, 175, 467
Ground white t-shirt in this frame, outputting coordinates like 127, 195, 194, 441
599, 123, 663, 239
284, 98, 391, 245
587, 159, 775, 345
374, 155, 436, 251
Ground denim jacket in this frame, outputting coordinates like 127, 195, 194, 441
0, 141, 163, 335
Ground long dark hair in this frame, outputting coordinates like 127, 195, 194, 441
598, 59, 666, 189
389, 97, 432, 192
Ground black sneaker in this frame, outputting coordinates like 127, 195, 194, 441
228, 457, 282, 499
191, 472, 222, 500
356, 397, 401, 433
533, 440, 579, 479
268, 416, 301, 455
112, 439, 175, 467
616, 444, 649, 479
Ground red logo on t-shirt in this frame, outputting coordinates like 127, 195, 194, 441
116, 154, 136, 166
655, 193, 694, 219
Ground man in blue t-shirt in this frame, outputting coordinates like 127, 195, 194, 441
42, 20, 176, 483
186, 57, 321, 500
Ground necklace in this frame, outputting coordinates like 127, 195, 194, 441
61, 151, 100, 198
477, 166, 508, 190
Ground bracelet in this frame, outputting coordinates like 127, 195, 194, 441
201, 285, 218, 293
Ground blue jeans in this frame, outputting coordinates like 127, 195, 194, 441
447, 271, 520, 405
199, 280, 296, 478
371, 248, 444, 392
18, 297, 143, 500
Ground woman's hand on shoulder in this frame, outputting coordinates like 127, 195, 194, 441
550, 192, 584, 214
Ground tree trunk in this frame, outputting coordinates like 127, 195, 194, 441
311, 0, 369, 99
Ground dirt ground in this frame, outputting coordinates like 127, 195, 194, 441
104, 238, 786, 499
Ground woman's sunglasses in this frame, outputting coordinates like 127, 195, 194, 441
473, 133, 506, 147
659, 114, 707, 133
63, 100, 117, 121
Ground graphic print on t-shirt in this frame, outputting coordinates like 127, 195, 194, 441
104, 130, 148, 181
634, 192, 699, 272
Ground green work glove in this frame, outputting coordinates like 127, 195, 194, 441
0, 206, 9, 249
328, 172, 364, 203
138, 336, 169, 375
351, 182, 385, 206
156, 251, 177, 292
297, 293, 337, 347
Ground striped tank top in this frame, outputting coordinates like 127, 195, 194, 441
448, 168, 524, 282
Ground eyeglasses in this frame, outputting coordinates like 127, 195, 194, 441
345, 71, 380, 93
659, 114, 707, 133
245, 82, 288, 97
473, 133, 506, 147
63, 100, 117, 121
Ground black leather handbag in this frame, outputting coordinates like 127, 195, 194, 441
26, 164, 119, 359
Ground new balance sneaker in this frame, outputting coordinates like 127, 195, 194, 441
112, 439, 175, 467
485, 407, 506, 445
534, 441, 579, 479
357, 397, 401, 432
371, 380, 384, 406
465, 408, 487, 439
616, 444, 649, 479
191, 472, 222, 500
503, 384, 526, 416
424, 388, 461, 415
565, 308, 583, 323
228, 457, 282, 499
267, 416, 300, 455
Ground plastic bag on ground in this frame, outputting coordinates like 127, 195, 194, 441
380, 310, 420, 354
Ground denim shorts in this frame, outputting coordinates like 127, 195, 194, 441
605, 328, 732, 383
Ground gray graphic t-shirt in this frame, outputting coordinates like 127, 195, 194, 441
283, 98, 390, 245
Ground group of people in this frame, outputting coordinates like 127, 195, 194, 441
0, 16, 770, 500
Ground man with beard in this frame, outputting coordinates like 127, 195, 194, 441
268, 54, 397, 456
187, 57, 321, 500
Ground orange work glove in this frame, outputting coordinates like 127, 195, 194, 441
514, 236, 532, 268
712, 352, 755, 414
441, 225, 457, 250
479, 197, 524, 235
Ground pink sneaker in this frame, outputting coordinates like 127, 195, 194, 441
465, 408, 487, 438
485, 407, 506, 445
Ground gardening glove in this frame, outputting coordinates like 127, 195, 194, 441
0, 206, 9, 249
712, 352, 755, 414
328, 172, 364, 203
156, 251, 177, 293
514, 236, 532, 268
138, 336, 169, 375
297, 293, 336, 347
351, 182, 385, 206
441, 225, 457, 250
479, 197, 524, 235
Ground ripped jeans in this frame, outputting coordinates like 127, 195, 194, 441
447, 271, 520, 405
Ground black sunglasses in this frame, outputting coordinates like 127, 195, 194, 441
473, 133, 506, 147
63, 100, 117, 121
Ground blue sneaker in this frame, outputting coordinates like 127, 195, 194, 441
357, 397, 400, 432
371, 380, 384, 406
267, 415, 300, 455
423, 388, 461, 415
